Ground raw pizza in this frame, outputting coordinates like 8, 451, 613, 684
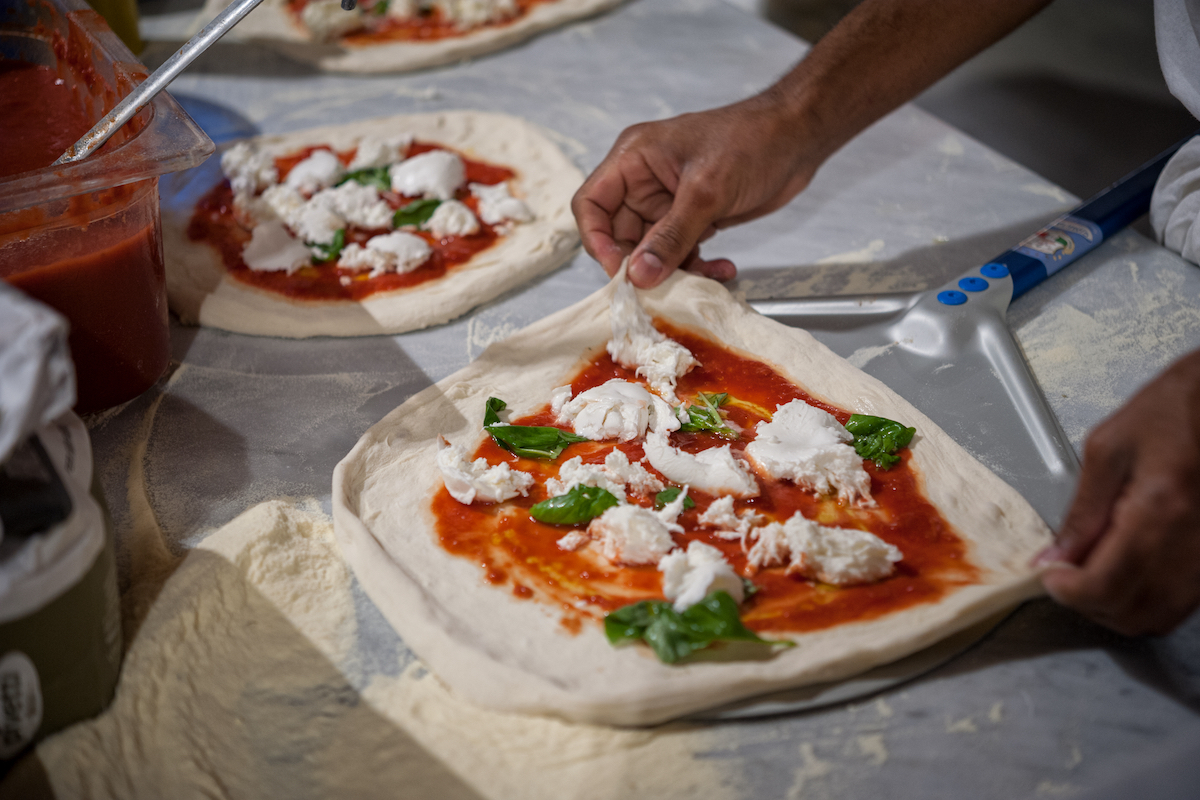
164, 111, 581, 338
332, 269, 1052, 725
192, 0, 626, 72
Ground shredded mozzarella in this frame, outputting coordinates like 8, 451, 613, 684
659, 540, 744, 612
436, 439, 534, 505
745, 512, 902, 585
606, 280, 696, 403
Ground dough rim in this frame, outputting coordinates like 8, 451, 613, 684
164, 110, 582, 338
332, 270, 1053, 726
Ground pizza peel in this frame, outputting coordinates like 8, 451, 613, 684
687, 135, 1191, 722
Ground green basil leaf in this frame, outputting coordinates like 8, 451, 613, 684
393, 198, 441, 228
653, 487, 695, 511
307, 228, 345, 264
678, 392, 738, 439
604, 590, 792, 664
530, 484, 619, 525
486, 424, 588, 460
741, 577, 759, 598
483, 397, 506, 427
337, 166, 391, 192
373, 0, 389, 14
845, 414, 916, 470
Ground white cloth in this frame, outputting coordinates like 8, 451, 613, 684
1151, 1, 1200, 262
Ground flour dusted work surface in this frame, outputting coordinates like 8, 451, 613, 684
162, 111, 581, 338
332, 270, 1052, 726
191, 0, 627, 73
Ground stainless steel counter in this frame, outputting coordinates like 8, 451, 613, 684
82, 0, 1200, 795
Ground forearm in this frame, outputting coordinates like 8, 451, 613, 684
764, 0, 1054, 165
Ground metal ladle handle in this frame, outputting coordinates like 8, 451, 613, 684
55, 0, 301, 164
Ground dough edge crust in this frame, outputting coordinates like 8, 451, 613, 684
163, 110, 582, 338
192, 0, 628, 73
332, 270, 1053, 726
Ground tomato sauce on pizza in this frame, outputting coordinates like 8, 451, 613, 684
187, 140, 517, 303
432, 322, 979, 635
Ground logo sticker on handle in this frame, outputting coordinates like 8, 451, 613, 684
1015, 215, 1103, 276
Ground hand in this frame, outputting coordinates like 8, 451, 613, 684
1036, 348, 1200, 635
571, 93, 824, 288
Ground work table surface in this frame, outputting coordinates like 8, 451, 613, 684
78, 0, 1200, 796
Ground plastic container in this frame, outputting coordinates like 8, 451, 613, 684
0, 0, 213, 413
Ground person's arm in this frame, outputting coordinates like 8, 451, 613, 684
1036, 348, 1200, 635
572, 0, 1053, 287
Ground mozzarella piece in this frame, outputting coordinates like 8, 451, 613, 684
384, 0, 419, 19
545, 449, 663, 502
587, 504, 676, 566
436, 440, 533, 505
469, 181, 534, 225
348, 134, 412, 170
654, 485, 689, 533
310, 182, 394, 230
339, 232, 432, 278
746, 512, 902, 585
284, 149, 345, 196
659, 540, 744, 612
289, 201, 344, 246
744, 400, 873, 506
553, 379, 651, 442
556, 530, 589, 552
697, 495, 763, 542
643, 431, 759, 498
301, 0, 365, 42
256, 184, 306, 223
433, 0, 517, 29
606, 279, 697, 403
389, 150, 465, 200
425, 199, 480, 238
241, 221, 312, 274
221, 141, 278, 197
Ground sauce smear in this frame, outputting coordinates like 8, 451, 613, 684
187, 141, 516, 302
0, 61, 91, 178
431, 322, 979, 635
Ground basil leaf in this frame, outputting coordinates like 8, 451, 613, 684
845, 414, 916, 470
373, 0, 389, 14
654, 487, 695, 511
604, 591, 792, 664
484, 396, 506, 427
337, 166, 391, 192
307, 228, 345, 264
530, 484, 619, 525
393, 198, 441, 228
741, 577, 759, 598
486, 424, 588, 460
678, 392, 738, 439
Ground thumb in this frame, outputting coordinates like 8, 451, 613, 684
629, 184, 721, 288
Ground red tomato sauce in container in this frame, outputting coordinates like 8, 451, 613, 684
0, 0, 212, 413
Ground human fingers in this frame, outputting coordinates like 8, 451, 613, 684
628, 181, 724, 288
677, 247, 737, 282
572, 167, 630, 276
1041, 458, 1200, 635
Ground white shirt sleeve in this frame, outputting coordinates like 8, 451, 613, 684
1150, 135, 1200, 264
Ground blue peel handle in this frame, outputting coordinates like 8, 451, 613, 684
988, 132, 1196, 299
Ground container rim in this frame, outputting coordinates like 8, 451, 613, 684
0, 0, 215, 215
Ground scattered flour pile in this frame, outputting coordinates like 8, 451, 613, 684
35, 501, 735, 800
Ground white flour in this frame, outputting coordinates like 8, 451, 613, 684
36, 499, 735, 800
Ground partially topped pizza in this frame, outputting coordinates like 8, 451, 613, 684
193, 0, 627, 72
333, 269, 1051, 725
164, 111, 581, 338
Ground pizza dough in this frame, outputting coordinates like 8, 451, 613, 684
192, 0, 627, 73
163, 111, 582, 338
332, 270, 1053, 726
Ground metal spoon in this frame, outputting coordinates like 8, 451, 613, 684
55, 0, 354, 164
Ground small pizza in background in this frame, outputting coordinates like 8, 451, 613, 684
164, 111, 581, 338
194, 0, 627, 72
333, 269, 1054, 725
